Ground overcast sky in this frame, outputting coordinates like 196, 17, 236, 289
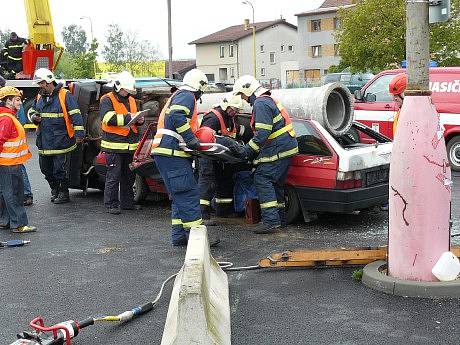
5, 0, 324, 59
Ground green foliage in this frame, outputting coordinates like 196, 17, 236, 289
0, 29, 11, 47
336, 0, 460, 72
62, 24, 87, 55
328, 60, 350, 73
103, 23, 159, 75
352, 268, 364, 282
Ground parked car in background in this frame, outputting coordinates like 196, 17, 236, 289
116, 117, 392, 224
324, 72, 374, 94
353, 67, 460, 171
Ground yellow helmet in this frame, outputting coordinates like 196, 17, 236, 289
0, 86, 22, 100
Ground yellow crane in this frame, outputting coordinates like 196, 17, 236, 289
22, 0, 64, 77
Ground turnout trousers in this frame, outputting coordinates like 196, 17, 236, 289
104, 153, 135, 209
253, 157, 292, 226
39, 152, 71, 192
198, 158, 235, 218
0, 165, 28, 228
154, 155, 202, 245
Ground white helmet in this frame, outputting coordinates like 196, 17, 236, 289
219, 94, 243, 111
33, 68, 55, 84
233, 75, 268, 97
114, 71, 136, 94
180, 69, 208, 92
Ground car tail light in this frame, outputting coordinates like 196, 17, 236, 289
336, 171, 363, 189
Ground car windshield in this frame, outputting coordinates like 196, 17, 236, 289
335, 123, 391, 149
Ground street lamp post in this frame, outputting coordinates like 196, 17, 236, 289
242, 0, 256, 78
80, 16, 97, 77
167, 0, 173, 79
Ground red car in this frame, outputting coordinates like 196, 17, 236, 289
95, 118, 392, 224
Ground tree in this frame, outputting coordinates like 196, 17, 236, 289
335, 0, 460, 72
0, 29, 11, 47
103, 23, 159, 75
62, 24, 87, 55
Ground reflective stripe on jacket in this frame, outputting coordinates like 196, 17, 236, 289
29, 85, 84, 155
152, 90, 198, 158
100, 92, 140, 153
0, 113, 32, 165
247, 95, 298, 165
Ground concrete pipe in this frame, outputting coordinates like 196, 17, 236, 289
199, 82, 354, 137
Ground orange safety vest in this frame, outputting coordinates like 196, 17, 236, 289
393, 109, 400, 136
209, 109, 236, 137
0, 113, 32, 165
101, 92, 138, 137
37, 89, 75, 138
152, 91, 198, 148
250, 95, 295, 138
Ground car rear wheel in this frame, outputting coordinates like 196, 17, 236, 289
447, 136, 460, 172
133, 174, 149, 204
285, 186, 301, 224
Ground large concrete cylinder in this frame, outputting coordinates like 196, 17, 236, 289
199, 83, 354, 136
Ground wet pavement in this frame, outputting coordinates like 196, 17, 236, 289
0, 134, 459, 345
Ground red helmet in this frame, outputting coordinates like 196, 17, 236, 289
389, 73, 407, 95
195, 126, 216, 150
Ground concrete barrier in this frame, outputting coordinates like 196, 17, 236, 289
161, 225, 231, 345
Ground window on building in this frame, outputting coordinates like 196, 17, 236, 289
206, 74, 215, 82
311, 19, 321, 32
260, 45, 264, 52
334, 44, 339, 56
288, 45, 294, 52
230, 67, 235, 78
219, 68, 228, 82
270, 52, 276, 64
220, 45, 225, 58
312, 45, 322, 58
281, 45, 285, 52
229, 45, 234, 57
261, 68, 266, 76
334, 18, 341, 30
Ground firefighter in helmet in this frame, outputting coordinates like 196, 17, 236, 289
198, 94, 245, 225
151, 69, 219, 246
233, 75, 298, 234
389, 73, 407, 136
28, 68, 84, 204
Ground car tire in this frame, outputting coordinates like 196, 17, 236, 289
447, 136, 460, 172
133, 174, 149, 204
285, 186, 301, 224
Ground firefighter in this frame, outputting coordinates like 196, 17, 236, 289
28, 68, 84, 204
233, 75, 298, 234
389, 73, 406, 136
152, 68, 220, 247
198, 95, 244, 225
3, 32, 29, 76
100, 71, 147, 214
0, 86, 36, 233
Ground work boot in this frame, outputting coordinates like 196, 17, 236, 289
53, 184, 70, 204
12, 225, 37, 233
203, 218, 218, 226
23, 196, 33, 206
253, 223, 281, 234
0, 223, 10, 229
107, 207, 121, 215
50, 183, 59, 202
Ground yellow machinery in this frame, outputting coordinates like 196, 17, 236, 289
21, 0, 63, 76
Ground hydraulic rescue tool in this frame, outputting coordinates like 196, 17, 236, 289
0, 240, 30, 248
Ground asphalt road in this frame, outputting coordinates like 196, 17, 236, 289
0, 134, 459, 345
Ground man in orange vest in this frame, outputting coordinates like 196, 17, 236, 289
198, 95, 245, 224
100, 71, 149, 214
233, 75, 298, 234
28, 68, 84, 204
389, 73, 407, 136
152, 69, 220, 246
0, 86, 36, 233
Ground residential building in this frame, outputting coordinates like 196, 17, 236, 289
294, 0, 355, 83
189, 19, 297, 87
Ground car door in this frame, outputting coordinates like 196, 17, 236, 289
354, 73, 397, 138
